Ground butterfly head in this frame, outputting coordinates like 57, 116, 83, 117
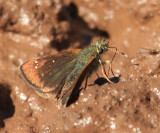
92, 40, 109, 55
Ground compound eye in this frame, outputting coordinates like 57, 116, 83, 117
99, 48, 103, 54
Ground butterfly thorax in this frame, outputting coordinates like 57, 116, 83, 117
76, 40, 109, 67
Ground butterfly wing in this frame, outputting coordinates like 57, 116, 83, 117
58, 57, 97, 107
20, 49, 82, 99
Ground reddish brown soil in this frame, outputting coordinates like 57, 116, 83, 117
0, 0, 160, 133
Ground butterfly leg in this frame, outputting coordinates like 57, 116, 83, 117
99, 60, 113, 84
102, 60, 115, 77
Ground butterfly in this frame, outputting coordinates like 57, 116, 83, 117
20, 40, 115, 108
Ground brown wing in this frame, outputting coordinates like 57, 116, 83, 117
20, 49, 82, 98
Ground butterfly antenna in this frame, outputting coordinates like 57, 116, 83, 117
108, 47, 129, 58
106, 47, 131, 78
108, 47, 135, 69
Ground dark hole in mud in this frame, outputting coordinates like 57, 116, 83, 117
57, 2, 79, 21
134, 109, 139, 114
51, 2, 110, 51
139, 48, 159, 56
145, 96, 150, 103
0, 83, 15, 128
140, 93, 151, 105
8, 18, 16, 26
66, 2, 78, 19
149, 49, 159, 55
0, 6, 3, 16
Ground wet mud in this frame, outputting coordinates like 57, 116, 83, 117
0, 0, 160, 133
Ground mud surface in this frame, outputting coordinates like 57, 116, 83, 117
0, 0, 160, 133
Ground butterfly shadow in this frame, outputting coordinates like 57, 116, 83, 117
89, 75, 121, 86
66, 75, 85, 107
67, 74, 121, 107
67, 88, 83, 107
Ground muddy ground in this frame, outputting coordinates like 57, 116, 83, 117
0, 0, 160, 133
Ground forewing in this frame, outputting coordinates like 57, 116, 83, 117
20, 49, 82, 95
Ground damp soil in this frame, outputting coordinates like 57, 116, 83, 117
0, 0, 160, 133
